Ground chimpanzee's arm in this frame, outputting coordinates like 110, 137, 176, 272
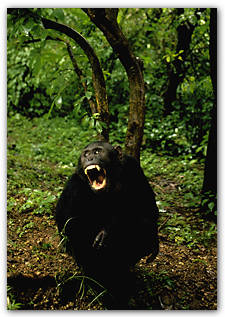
55, 173, 90, 234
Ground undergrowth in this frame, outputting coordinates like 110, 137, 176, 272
7, 114, 216, 309
7, 114, 216, 248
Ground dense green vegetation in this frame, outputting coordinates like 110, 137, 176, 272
7, 8, 217, 310
7, 9, 213, 152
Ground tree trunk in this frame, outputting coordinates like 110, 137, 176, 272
201, 8, 217, 220
83, 9, 145, 161
163, 9, 195, 116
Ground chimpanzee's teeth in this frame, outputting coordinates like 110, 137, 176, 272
84, 165, 107, 190
84, 165, 100, 174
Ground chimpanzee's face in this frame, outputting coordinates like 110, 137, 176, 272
80, 141, 117, 191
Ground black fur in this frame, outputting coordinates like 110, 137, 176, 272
55, 141, 159, 300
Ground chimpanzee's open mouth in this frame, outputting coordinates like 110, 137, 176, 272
84, 165, 106, 190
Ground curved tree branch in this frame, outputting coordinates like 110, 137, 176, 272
24, 35, 98, 115
83, 9, 145, 160
41, 17, 109, 140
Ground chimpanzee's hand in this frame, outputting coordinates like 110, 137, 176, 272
92, 229, 108, 250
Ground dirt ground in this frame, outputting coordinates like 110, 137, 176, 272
7, 207, 217, 310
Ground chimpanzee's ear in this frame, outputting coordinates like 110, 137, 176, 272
114, 145, 123, 160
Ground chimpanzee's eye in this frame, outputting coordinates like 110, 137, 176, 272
94, 148, 102, 155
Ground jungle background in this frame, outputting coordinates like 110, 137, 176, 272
7, 8, 217, 310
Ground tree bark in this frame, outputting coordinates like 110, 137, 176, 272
163, 9, 195, 116
202, 8, 217, 220
41, 17, 110, 140
83, 9, 145, 161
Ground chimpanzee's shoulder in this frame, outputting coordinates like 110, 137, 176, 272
60, 171, 88, 196
121, 153, 139, 166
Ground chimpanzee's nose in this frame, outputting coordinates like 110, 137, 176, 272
87, 153, 94, 161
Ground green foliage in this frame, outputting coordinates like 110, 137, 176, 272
122, 8, 212, 155
7, 286, 22, 310
7, 114, 216, 311
141, 149, 203, 209
80, 112, 107, 134
143, 269, 175, 294
7, 8, 217, 304
7, 115, 216, 252
18, 188, 56, 215
161, 213, 216, 248
7, 8, 213, 159
195, 132, 209, 159
7, 9, 215, 240
141, 147, 216, 248
7, 113, 94, 167
7, 8, 103, 119
7, 114, 95, 218
201, 190, 217, 217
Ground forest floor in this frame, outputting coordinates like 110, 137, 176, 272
7, 115, 217, 310
7, 204, 217, 310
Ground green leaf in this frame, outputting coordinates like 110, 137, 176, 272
92, 112, 100, 120
85, 91, 92, 100
40, 29, 49, 41
89, 117, 95, 128
82, 115, 90, 127
53, 8, 65, 21
208, 202, 215, 211
95, 121, 103, 133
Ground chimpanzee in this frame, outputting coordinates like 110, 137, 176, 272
55, 141, 159, 306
